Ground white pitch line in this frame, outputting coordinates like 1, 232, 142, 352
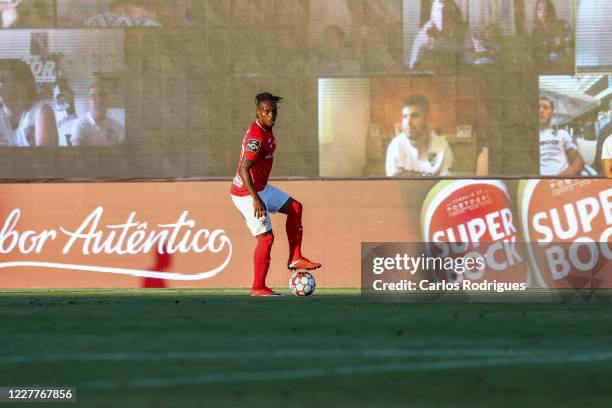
81, 352, 612, 390
0, 349, 546, 364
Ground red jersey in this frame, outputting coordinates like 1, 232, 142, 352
231, 120, 276, 197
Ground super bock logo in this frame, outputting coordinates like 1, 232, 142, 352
0, 206, 233, 281
518, 179, 612, 289
421, 180, 528, 285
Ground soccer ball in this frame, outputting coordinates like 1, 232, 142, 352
289, 271, 316, 297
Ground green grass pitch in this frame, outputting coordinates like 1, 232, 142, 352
2, 289, 612, 407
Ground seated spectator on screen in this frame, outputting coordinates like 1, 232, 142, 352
532, 0, 573, 70
456, 0, 517, 35
471, 23, 502, 65
71, 80, 124, 146
539, 96, 584, 176
408, 0, 472, 71
0, 59, 58, 146
386, 95, 454, 177
84, 0, 162, 27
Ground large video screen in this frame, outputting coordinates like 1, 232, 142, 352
0, 29, 125, 148
402, 0, 574, 74
540, 74, 612, 176
319, 76, 494, 177
0, 0, 610, 180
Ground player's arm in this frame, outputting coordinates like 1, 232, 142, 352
35, 105, 58, 146
475, 146, 489, 176
385, 138, 402, 176
71, 119, 86, 146
558, 149, 584, 176
409, 28, 429, 69
116, 121, 126, 144
603, 159, 612, 178
439, 143, 454, 176
239, 158, 266, 218
602, 135, 612, 178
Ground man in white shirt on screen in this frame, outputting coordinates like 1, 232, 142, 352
539, 96, 583, 176
385, 95, 453, 177
72, 81, 124, 146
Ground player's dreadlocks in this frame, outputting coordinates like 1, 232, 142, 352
255, 92, 282, 106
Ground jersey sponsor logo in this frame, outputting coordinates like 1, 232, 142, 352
540, 140, 561, 145
246, 139, 260, 153
399, 170, 434, 176
232, 175, 244, 187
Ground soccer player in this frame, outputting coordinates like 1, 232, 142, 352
231, 92, 321, 297
539, 96, 583, 176
385, 95, 453, 177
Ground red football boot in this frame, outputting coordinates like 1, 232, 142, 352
250, 287, 282, 297
288, 257, 322, 271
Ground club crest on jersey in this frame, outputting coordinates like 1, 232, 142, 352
428, 153, 438, 165
246, 139, 260, 153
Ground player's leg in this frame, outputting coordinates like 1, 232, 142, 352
230, 193, 280, 296
258, 185, 309, 268
251, 230, 279, 296
278, 197, 321, 271
278, 198, 303, 265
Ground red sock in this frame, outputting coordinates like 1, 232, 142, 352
253, 233, 274, 290
285, 200, 303, 263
